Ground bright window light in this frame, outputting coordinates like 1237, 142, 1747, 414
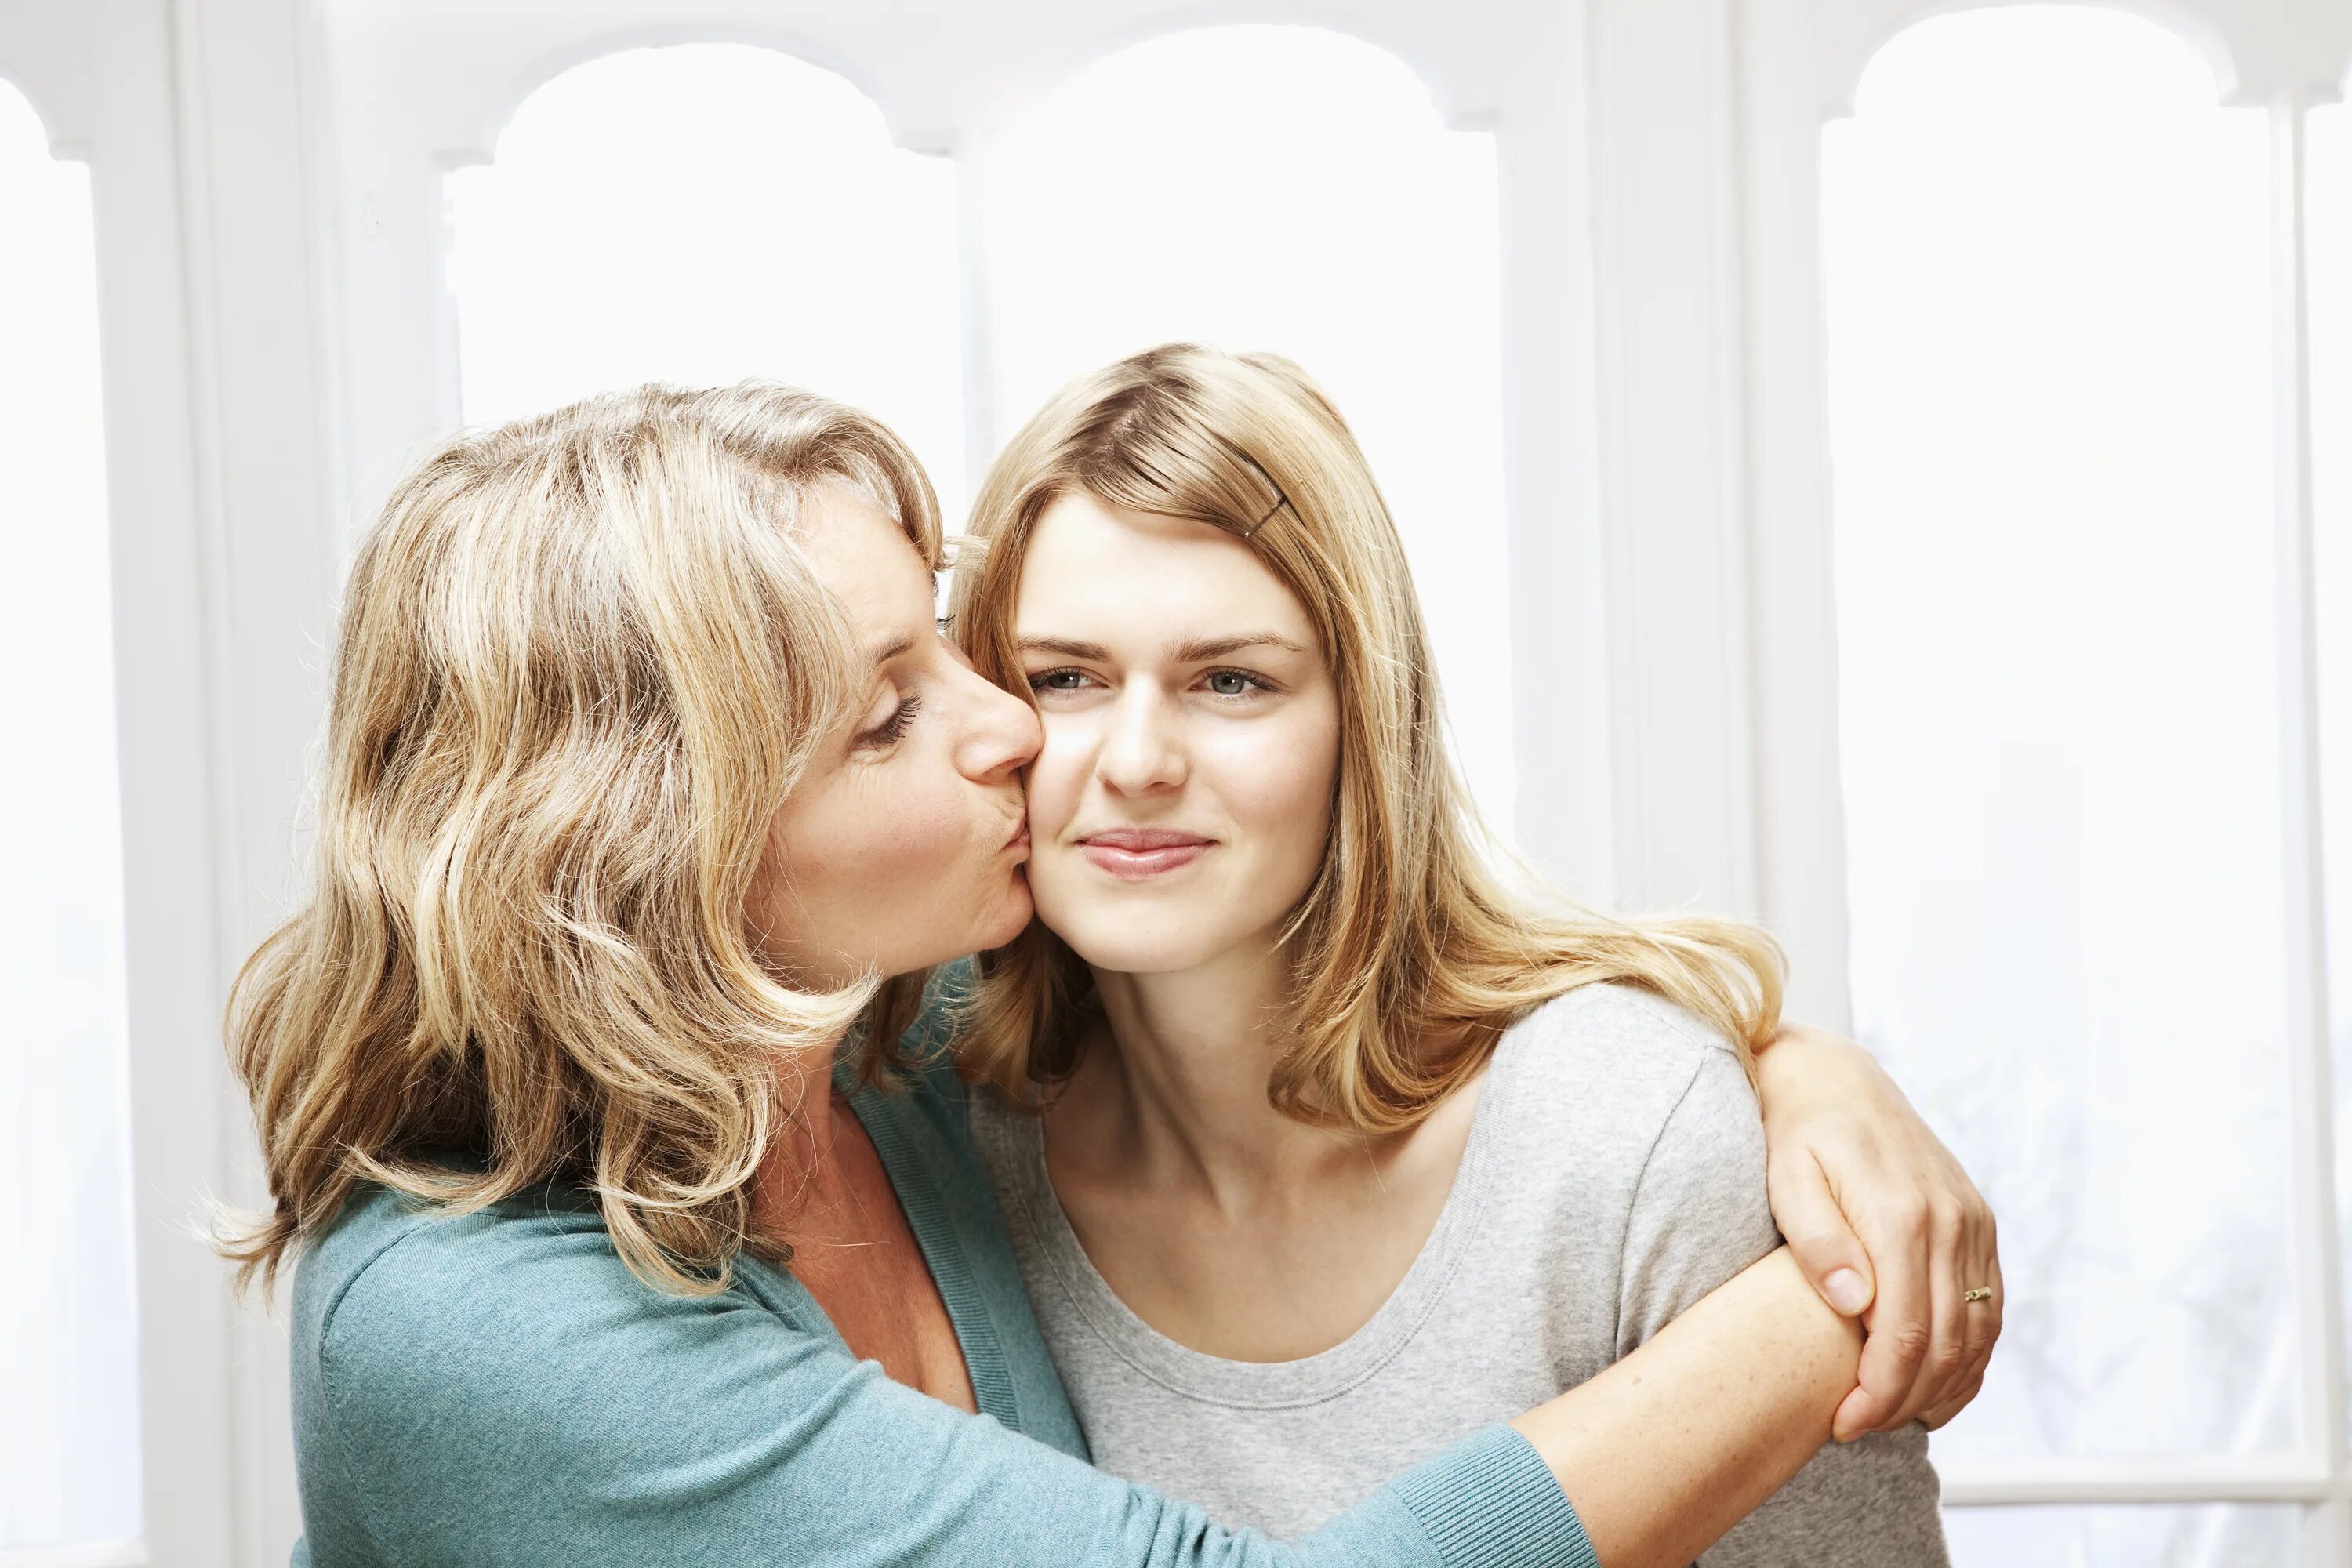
0, 82, 143, 1553
448, 44, 969, 520
976, 26, 1515, 834
1823, 5, 2286, 1504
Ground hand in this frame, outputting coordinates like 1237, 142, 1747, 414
1751, 1022, 2001, 1439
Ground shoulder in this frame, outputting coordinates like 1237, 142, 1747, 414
292, 1179, 818, 1428
1486, 981, 1765, 1205
1502, 980, 1750, 1107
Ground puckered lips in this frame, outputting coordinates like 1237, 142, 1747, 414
1075, 826, 1214, 880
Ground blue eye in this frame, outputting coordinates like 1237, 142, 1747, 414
1202, 670, 1269, 698
1029, 669, 1090, 692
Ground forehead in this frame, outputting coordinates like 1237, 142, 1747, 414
797, 480, 931, 619
1015, 493, 1310, 639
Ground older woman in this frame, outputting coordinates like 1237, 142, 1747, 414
227, 382, 1987, 1568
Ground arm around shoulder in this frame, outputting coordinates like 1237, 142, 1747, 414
298, 1205, 1592, 1568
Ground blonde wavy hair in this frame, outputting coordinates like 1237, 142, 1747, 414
950, 344, 1784, 1134
223, 382, 944, 1297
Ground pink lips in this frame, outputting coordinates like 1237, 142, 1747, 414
1077, 827, 1213, 879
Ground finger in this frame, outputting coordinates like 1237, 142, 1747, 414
1951, 1205, 2003, 1398
1769, 1151, 1878, 1317
1918, 1367, 1985, 1431
1874, 1201, 1968, 1432
1833, 1202, 1930, 1441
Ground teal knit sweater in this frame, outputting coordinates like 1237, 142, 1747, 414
285, 1002, 1595, 1567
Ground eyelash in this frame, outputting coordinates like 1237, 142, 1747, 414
858, 693, 922, 750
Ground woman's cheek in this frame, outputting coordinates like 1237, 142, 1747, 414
1208, 719, 1334, 832
841, 770, 969, 895
1023, 716, 1088, 840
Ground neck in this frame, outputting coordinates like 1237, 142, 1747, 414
1075, 941, 1362, 1203
752, 1029, 851, 1225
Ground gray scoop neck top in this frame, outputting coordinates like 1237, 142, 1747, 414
971, 981, 1950, 1561
973, 1019, 1524, 1410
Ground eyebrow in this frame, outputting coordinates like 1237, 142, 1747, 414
1016, 632, 1308, 663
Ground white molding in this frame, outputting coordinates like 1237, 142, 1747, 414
1733, 0, 1859, 1029
0, 0, 99, 158
161, 0, 346, 1559
1936, 1451, 2336, 1504
61, 0, 245, 1563
316, 0, 1529, 168
1492, 0, 1619, 903
316, 0, 1563, 520
1583, 0, 1762, 923
2270, 95, 2350, 1523
1794, 0, 2351, 122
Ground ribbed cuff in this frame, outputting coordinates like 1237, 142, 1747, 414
1386, 1424, 1599, 1568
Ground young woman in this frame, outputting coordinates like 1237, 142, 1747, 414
229, 380, 1987, 1568
951, 346, 1991, 1561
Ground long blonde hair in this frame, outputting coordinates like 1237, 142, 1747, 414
224, 382, 942, 1296
950, 344, 1783, 1134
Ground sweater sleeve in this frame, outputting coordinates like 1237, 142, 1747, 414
1611, 1043, 1950, 1568
307, 1207, 1592, 1568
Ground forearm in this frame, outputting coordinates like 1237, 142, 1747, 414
1509, 1247, 1860, 1568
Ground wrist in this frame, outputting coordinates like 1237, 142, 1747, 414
1755, 1024, 1892, 1117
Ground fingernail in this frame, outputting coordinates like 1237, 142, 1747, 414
1825, 1268, 1871, 1314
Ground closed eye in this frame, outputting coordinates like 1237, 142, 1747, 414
855, 693, 922, 750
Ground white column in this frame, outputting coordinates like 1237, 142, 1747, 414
78, 3, 244, 1561
1490, 1, 1621, 907
1578, 0, 1762, 925
162, 0, 345, 1555
2267, 89, 2351, 1568
1733, 0, 1856, 1031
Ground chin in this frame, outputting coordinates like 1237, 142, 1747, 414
1047, 913, 1229, 976
971, 880, 1037, 953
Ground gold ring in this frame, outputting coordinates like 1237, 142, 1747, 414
1962, 1287, 1994, 1304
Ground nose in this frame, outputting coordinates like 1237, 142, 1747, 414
953, 662, 1041, 784
1097, 686, 1187, 797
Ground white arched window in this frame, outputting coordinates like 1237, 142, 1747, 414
447, 44, 969, 516
0, 77, 142, 1559
1817, 5, 2314, 1559
977, 26, 1516, 829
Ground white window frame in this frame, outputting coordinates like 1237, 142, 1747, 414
314, 0, 1624, 909
0, 0, 324, 1563
1730, 0, 2352, 1554
15, 0, 2351, 1558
